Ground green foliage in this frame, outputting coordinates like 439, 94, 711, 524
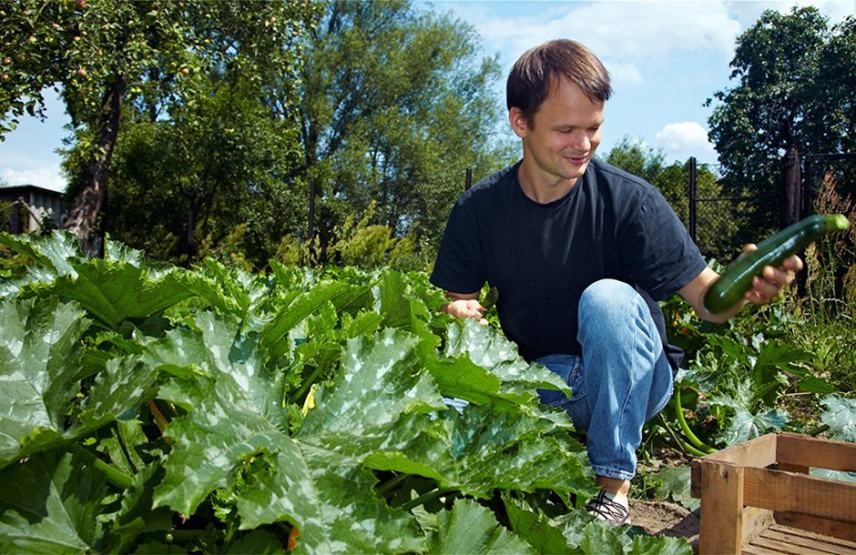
2, 0, 320, 252
604, 137, 666, 184
294, 0, 513, 258
428, 499, 535, 554
707, 7, 856, 234
1, 231, 694, 554
659, 282, 853, 460
502, 494, 692, 554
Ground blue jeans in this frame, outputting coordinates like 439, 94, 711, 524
536, 279, 673, 481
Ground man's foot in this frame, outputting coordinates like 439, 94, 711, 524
586, 490, 630, 526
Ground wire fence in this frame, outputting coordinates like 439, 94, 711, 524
687, 152, 856, 264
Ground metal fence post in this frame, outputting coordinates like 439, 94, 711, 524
803, 155, 813, 219
688, 157, 697, 243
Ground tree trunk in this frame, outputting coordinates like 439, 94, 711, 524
782, 145, 801, 227
307, 179, 317, 260
64, 79, 124, 257
182, 187, 198, 259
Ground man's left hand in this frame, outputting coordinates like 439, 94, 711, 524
741, 244, 804, 305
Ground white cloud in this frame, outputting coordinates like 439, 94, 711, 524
655, 121, 716, 159
608, 62, 643, 88
2, 167, 67, 192
443, 1, 742, 71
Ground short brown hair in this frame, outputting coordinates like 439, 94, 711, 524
506, 40, 612, 124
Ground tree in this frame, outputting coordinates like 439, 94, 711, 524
83, 75, 306, 266
706, 7, 856, 233
287, 0, 513, 261
604, 136, 665, 184
0, 0, 319, 255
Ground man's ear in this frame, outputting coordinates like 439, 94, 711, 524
508, 107, 529, 138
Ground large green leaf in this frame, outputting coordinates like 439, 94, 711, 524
153, 320, 424, 554
0, 295, 161, 468
237, 443, 425, 555
298, 329, 447, 441
0, 451, 107, 553
562, 507, 692, 554
0, 231, 81, 298
156, 380, 424, 554
145, 311, 285, 423
821, 395, 856, 442
54, 260, 194, 329
435, 407, 594, 498
261, 279, 371, 359
81, 356, 157, 425
297, 327, 592, 499
505, 495, 693, 555
428, 498, 535, 554
101, 463, 172, 554
180, 259, 276, 327
502, 494, 573, 554
717, 406, 789, 445
0, 298, 88, 466
708, 379, 789, 444
445, 319, 570, 398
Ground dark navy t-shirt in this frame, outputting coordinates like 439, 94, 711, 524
430, 159, 706, 369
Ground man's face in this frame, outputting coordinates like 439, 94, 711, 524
510, 78, 604, 185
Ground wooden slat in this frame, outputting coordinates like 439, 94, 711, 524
749, 535, 824, 555
691, 459, 702, 498
777, 463, 809, 474
706, 433, 778, 466
699, 460, 744, 555
773, 512, 856, 543
742, 467, 856, 523
743, 507, 775, 545
771, 523, 856, 548
776, 433, 856, 473
762, 528, 850, 554
743, 545, 786, 555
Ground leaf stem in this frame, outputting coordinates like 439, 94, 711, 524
148, 400, 173, 445
167, 528, 207, 544
113, 420, 138, 474
398, 487, 457, 511
148, 399, 170, 433
376, 473, 409, 496
70, 443, 133, 489
659, 414, 710, 458
673, 389, 717, 454
291, 365, 325, 404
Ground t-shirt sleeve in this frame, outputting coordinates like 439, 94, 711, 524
430, 199, 485, 294
619, 189, 707, 301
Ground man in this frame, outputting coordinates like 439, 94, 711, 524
429, 39, 802, 526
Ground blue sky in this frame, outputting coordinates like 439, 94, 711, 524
1, 0, 853, 192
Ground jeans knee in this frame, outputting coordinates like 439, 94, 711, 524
579, 279, 639, 323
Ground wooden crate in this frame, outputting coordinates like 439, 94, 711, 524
690, 432, 856, 554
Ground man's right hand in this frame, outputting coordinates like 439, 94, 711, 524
441, 297, 488, 325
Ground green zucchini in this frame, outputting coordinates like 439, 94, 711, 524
703, 214, 850, 313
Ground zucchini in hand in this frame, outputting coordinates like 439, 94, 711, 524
703, 214, 850, 313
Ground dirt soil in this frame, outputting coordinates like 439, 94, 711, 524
629, 499, 699, 547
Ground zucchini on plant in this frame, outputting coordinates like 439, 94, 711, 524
704, 214, 850, 313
